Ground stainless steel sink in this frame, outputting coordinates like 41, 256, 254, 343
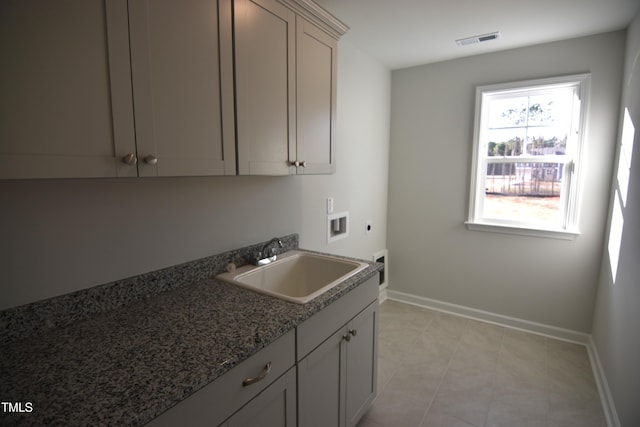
215, 250, 368, 304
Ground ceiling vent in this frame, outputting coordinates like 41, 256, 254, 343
456, 31, 500, 47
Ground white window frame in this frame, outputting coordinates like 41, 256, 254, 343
466, 74, 590, 239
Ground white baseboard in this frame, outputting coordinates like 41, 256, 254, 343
385, 289, 621, 427
587, 336, 621, 427
386, 289, 590, 344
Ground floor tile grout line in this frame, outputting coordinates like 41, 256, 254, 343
545, 337, 550, 427
415, 311, 437, 426
418, 316, 476, 427
369, 303, 439, 427
481, 330, 506, 427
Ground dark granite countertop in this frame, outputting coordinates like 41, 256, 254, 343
0, 249, 381, 426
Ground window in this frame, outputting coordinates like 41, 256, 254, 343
466, 74, 590, 239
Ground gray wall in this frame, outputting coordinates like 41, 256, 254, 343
0, 41, 391, 311
299, 41, 391, 260
387, 31, 625, 333
592, 12, 640, 427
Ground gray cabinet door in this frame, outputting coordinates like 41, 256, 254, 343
295, 16, 337, 175
234, 0, 296, 175
346, 302, 378, 426
298, 325, 347, 427
225, 367, 297, 427
298, 300, 378, 427
128, 0, 233, 177
0, 0, 136, 179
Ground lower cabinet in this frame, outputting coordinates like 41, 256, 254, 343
146, 277, 379, 427
298, 301, 378, 427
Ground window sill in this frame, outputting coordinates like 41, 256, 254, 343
465, 221, 580, 240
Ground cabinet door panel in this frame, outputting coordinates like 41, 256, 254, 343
226, 367, 297, 427
0, 0, 136, 179
346, 302, 378, 426
296, 17, 336, 175
298, 328, 346, 427
129, 0, 231, 177
235, 0, 295, 175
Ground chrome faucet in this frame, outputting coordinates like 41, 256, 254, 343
253, 237, 283, 266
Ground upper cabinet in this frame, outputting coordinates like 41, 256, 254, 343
0, 0, 136, 179
232, 0, 344, 175
0, 0, 346, 179
295, 15, 338, 175
128, 0, 235, 177
232, 0, 296, 175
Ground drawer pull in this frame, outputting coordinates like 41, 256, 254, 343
242, 362, 272, 387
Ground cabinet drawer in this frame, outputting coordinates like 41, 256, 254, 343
147, 329, 295, 427
297, 276, 378, 361
223, 366, 297, 426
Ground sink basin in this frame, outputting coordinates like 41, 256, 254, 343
215, 250, 369, 304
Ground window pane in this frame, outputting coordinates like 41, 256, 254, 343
483, 161, 564, 223
485, 162, 564, 196
525, 131, 568, 156
528, 92, 574, 126
486, 130, 525, 157
483, 193, 562, 224
527, 95, 558, 126
488, 97, 528, 127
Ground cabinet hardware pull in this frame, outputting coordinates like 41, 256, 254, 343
122, 153, 137, 165
290, 160, 300, 167
343, 329, 357, 342
300, 161, 307, 167
144, 155, 158, 165
242, 362, 272, 387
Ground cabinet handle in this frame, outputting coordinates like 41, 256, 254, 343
242, 362, 272, 387
121, 153, 137, 165
290, 160, 300, 167
343, 329, 357, 342
300, 161, 307, 167
144, 155, 158, 165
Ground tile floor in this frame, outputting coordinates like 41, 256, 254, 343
357, 300, 606, 427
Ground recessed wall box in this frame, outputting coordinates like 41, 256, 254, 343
328, 211, 348, 243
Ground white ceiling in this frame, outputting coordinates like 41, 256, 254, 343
313, 0, 640, 70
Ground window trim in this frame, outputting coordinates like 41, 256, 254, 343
466, 74, 591, 239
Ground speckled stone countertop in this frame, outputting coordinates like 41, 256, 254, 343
0, 237, 382, 426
